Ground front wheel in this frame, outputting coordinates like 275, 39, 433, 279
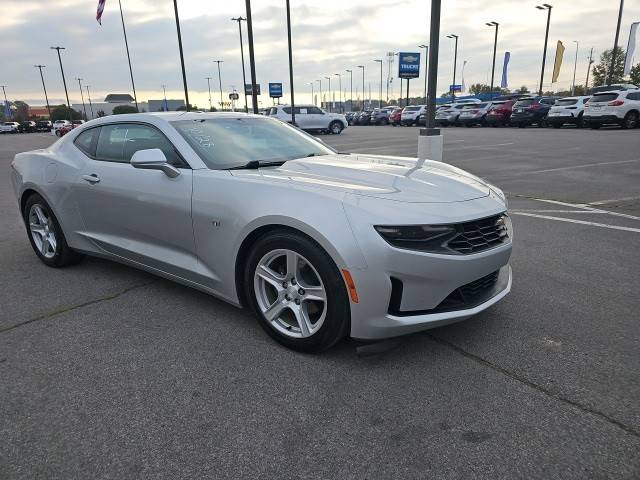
329, 121, 344, 134
622, 111, 639, 129
244, 231, 350, 353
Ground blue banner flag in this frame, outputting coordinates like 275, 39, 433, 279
501, 52, 510, 88
398, 52, 421, 79
3, 101, 11, 117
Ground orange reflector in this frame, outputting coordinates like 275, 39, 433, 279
342, 269, 359, 303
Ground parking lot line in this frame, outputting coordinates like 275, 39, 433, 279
589, 195, 640, 205
521, 158, 640, 175
510, 209, 610, 214
529, 197, 640, 221
511, 212, 640, 233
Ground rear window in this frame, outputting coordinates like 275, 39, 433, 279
514, 99, 535, 107
555, 99, 578, 106
590, 93, 619, 103
404, 106, 420, 111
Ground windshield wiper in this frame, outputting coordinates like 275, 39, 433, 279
226, 160, 287, 170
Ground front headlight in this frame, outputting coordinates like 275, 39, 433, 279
374, 224, 457, 253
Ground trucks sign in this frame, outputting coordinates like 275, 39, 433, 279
398, 52, 421, 79
268, 83, 283, 98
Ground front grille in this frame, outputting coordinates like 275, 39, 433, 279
447, 215, 509, 255
459, 270, 499, 299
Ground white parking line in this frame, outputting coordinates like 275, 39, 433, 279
528, 197, 640, 221
449, 142, 514, 150
511, 212, 640, 233
589, 196, 640, 205
510, 209, 610, 214
521, 158, 640, 175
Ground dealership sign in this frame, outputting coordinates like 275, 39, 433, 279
268, 83, 283, 98
398, 52, 421, 79
449, 84, 462, 92
245, 83, 261, 95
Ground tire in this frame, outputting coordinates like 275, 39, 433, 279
622, 111, 638, 129
590, 123, 601, 130
328, 121, 343, 134
552, 123, 562, 129
576, 114, 584, 129
23, 193, 84, 268
243, 230, 350, 353
55, 129, 62, 137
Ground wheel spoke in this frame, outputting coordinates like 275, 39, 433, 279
291, 304, 312, 337
29, 222, 46, 236
286, 250, 299, 280
263, 297, 286, 322
33, 205, 47, 225
257, 265, 285, 290
40, 237, 50, 255
303, 285, 326, 303
47, 234, 57, 252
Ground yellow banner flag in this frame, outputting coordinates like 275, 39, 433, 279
552, 40, 565, 83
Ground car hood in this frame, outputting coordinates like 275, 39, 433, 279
230, 154, 491, 203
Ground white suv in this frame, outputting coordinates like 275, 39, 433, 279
401, 105, 426, 126
267, 105, 347, 134
584, 90, 640, 129
51, 119, 71, 135
547, 96, 591, 128
1, 122, 20, 133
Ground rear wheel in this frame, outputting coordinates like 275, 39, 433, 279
622, 111, 638, 129
576, 113, 584, 128
244, 231, 350, 353
552, 123, 562, 129
23, 193, 84, 267
590, 123, 601, 129
329, 120, 344, 134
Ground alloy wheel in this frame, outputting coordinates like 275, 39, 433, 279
28, 204, 57, 259
253, 249, 327, 338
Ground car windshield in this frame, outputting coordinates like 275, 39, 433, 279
514, 99, 535, 107
404, 106, 420, 111
172, 117, 335, 170
555, 99, 578, 106
590, 93, 618, 103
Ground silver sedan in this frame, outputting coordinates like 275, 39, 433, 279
11, 112, 512, 352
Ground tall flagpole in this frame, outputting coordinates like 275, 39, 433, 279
118, 0, 138, 110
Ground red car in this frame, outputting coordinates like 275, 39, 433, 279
389, 107, 403, 126
485, 100, 515, 127
55, 124, 76, 137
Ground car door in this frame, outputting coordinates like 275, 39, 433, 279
72, 122, 197, 279
306, 106, 327, 129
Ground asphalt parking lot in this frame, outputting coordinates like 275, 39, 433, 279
2, 126, 639, 479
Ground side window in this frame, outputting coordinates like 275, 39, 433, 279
269, 107, 277, 115
95, 123, 182, 165
308, 107, 323, 114
283, 107, 292, 114
299, 108, 308, 114
626, 92, 640, 101
73, 127, 100, 156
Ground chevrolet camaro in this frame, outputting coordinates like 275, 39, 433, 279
11, 112, 512, 352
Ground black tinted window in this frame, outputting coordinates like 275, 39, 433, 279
96, 123, 180, 165
283, 107, 292, 114
308, 107, 323, 114
514, 99, 535, 107
590, 93, 619, 103
555, 99, 578, 106
74, 127, 100, 156
626, 92, 640, 100
540, 98, 556, 105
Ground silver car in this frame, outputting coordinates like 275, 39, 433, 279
11, 112, 512, 352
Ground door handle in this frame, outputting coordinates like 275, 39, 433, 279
82, 174, 100, 184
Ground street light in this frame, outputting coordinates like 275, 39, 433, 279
309, 82, 314, 106
571, 40, 579, 95
346, 69, 353, 111
316, 79, 322, 109
205, 77, 213, 110
446, 34, 459, 98
34, 65, 51, 119
172, 0, 190, 110
85, 85, 94, 119
285, 0, 296, 124
213, 60, 224, 111
50, 46, 72, 122
608, 0, 624, 86
231, 17, 248, 113
1, 86, 9, 119
334, 73, 342, 112
418, 45, 429, 102
161, 84, 168, 111
324, 76, 331, 112
76, 78, 87, 120
485, 22, 499, 100
357, 65, 365, 109
374, 59, 383, 108
244, 0, 259, 113
535, 4, 553, 96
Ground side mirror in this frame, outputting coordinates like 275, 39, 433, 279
130, 148, 180, 178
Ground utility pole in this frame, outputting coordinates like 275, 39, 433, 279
285, 0, 295, 124
324, 76, 331, 112
310, 82, 314, 106
374, 59, 383, 108
34, 65, 51, 119
172, 0, 190, 110
50, 46, 73, 122
585, 47, 594, 90
118, 0, 138, 110
162, 84, 168, 111
245, 0, 259, 113
357, 65, 365, 109
76, 78, 87, 120
536, 4, 553, 96
486, 22, 499, 99
206, 77, 213, 110
85, 85, 94, 119
213, 60, 224, 111
608, 0, 624, 86
231, 17, 249, 113
346, 69, 353, 111
334, 73, 342, 112
446, 34, 459, 98
419, 45, 429, 102
571, 41, 579, 95
316, 79, 322, 109
1, 86, 9, 119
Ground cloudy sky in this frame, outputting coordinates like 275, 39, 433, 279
2, 0, 639, 108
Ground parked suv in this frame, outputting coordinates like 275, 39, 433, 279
458, 102, 495, 127
584, 90, 640, 129
547, 96, 590, 128
18, 121, 37, 133
435, 104, 469, 126
485, 100, 515, 126
0, 121, 20, 133
510, 96, 558, 127
389, 107, 403, 126
401, 105, 426, 125
370, 108, 392, 125
268, 104, 347, 134
36, 120, 52, 132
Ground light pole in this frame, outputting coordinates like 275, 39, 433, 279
1, 86, 9, 119
316, 79, 322, 109
34, 65, 51, 119
374, 59, 383, 108
346, 69, 353, 111
608, 0, 624, 86
324, 76, 331, 112
50, 46, 72, 122
486, 22, 499, 99
334, 73, 342, 112
117, 0, 138, 110
536, 4, 553, 96
245, 0, 259, 113
76, 78, 87, 120
310, 82, 314, 106
285, 0, 296, 125
205, 77, 213, 110
418, 45, 429, 102
231, 17, 248, 113
357, 65, 365, 109
85, 85, 94, 119
162, 84, 168, 111
172, 0, 190, 110
446, 34, 459, 98
585, 47, 594, 90
213, 60, 224, 111
571, 40, 579, 95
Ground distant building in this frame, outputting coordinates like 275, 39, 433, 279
148, 99, 186, 112
28, 106, 50, 119
72, 93, 147, 119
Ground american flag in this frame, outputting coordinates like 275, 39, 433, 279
96, 0, 106, 25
